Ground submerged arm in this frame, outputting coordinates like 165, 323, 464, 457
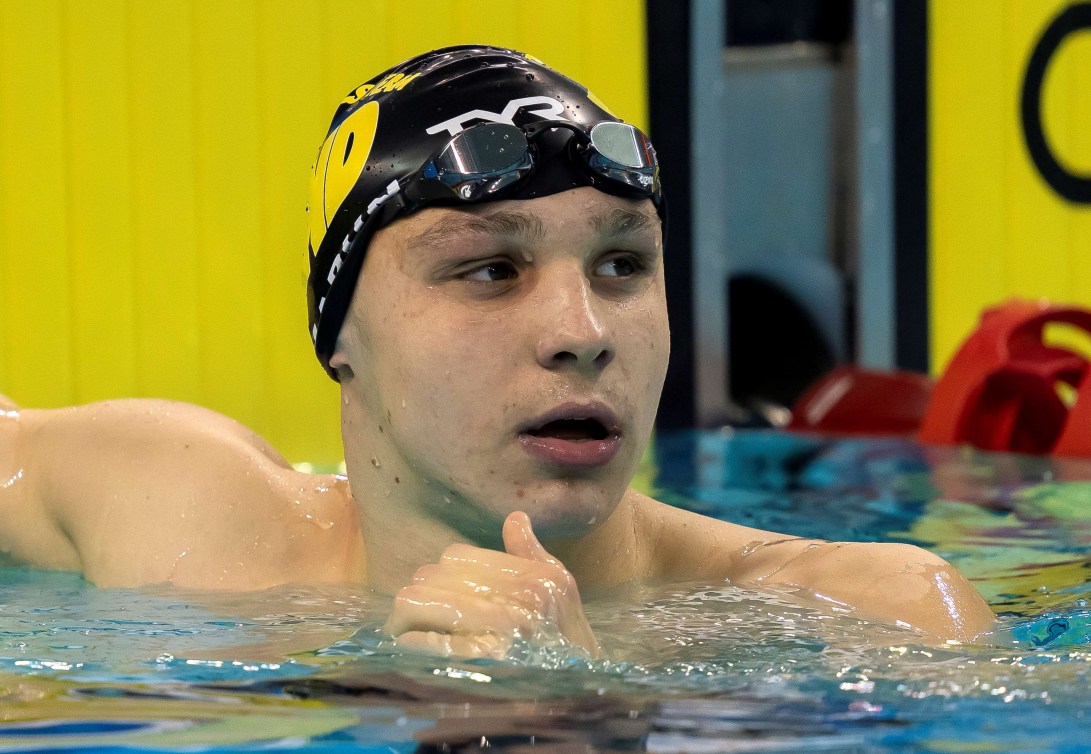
731, 538, 995, 642
637, 495, 995, 644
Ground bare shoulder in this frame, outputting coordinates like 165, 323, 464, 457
628, 490, 808, 580
3, 399, 363, 589
26, 399, 290, 467
741, 537, 995, 642
629, 491, 994, 643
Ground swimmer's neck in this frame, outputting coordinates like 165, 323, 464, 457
352, 482, 644, 595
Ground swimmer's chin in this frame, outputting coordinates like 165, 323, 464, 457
435, 480, 623, 544
511, 499, 618, 544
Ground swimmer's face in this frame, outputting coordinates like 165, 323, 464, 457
331, 187, 669, 543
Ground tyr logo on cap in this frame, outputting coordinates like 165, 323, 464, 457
425, 96, 567, 137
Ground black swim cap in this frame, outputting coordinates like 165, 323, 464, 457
306, 45, 663, 379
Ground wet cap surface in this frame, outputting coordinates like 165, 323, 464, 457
306, 45, 652, 378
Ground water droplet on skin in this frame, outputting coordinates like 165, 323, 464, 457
303, 513, 335, 530
740, 540, 762, 557
1, 468, 24, 489
401, 399, 407, 409
371, 457, 381, 468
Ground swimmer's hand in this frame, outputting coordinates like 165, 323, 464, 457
384, 511, 602, 660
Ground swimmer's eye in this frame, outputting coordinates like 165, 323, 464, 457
461, 261, 518, 283
595, 254, 648, 278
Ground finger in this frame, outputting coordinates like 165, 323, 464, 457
384, 584, 534, 637
393, 630, 453, 656
412, 563, 523, 596
384, 585, 475, 636
439, 542, 549, 575
502, 511, 560, 565
410, 561, 561, 618
395, 630, 509, 659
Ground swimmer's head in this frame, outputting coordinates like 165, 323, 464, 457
306, 45, 665, 378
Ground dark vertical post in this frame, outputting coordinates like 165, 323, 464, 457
647, 0, 696, 428
892, 0, 930, 373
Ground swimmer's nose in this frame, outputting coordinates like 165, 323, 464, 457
534, 273, 615, 373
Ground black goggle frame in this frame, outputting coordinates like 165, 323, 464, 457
378, 120, 661, 225
312, 119, 663, 378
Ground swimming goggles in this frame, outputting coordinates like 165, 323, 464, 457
312, 119, 662, 377
374, 120, 661, 225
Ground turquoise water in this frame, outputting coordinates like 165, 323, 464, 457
2, 429, 1091, 752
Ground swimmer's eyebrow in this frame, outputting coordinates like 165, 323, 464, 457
590, 207, 659, 238
405, 210, 545, 250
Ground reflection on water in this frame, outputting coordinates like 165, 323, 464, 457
1, 430, 1091, 751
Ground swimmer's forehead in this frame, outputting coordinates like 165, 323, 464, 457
402, 201, 661, 252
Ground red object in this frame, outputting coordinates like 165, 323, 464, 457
789, 365, 934, 436
918, 299, 1091, 457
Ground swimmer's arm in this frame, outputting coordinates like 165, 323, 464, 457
636, 496, 994, 643
730, 538, 995, 643
5, 399, 357, 589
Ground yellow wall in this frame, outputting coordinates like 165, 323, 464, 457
0, 0, 648, 464
930, 0, 1091, 372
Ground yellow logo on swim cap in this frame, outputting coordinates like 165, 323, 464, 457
308, 100, 380, 254
341, 72, 420, 105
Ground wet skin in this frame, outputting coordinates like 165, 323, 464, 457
333, 188, 669, 656
0, 189, 996, 656
332, 189, 669, 589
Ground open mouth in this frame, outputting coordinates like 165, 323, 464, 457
519, 405, 622, 468
527, 418, 611, 442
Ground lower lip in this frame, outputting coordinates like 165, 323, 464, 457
518, 434, 621, 468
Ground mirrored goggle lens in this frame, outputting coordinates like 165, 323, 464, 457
585, 122, 658, 194
588, 122, 656, 170
432, 123, 531, 191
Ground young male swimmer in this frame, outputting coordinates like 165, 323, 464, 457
0, 46, 994, 657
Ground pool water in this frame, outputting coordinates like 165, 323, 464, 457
2, 429, 1091, 752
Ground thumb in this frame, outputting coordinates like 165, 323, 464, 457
502, 511, 560, 565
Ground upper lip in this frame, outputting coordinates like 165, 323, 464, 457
518, 401, 623, 437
